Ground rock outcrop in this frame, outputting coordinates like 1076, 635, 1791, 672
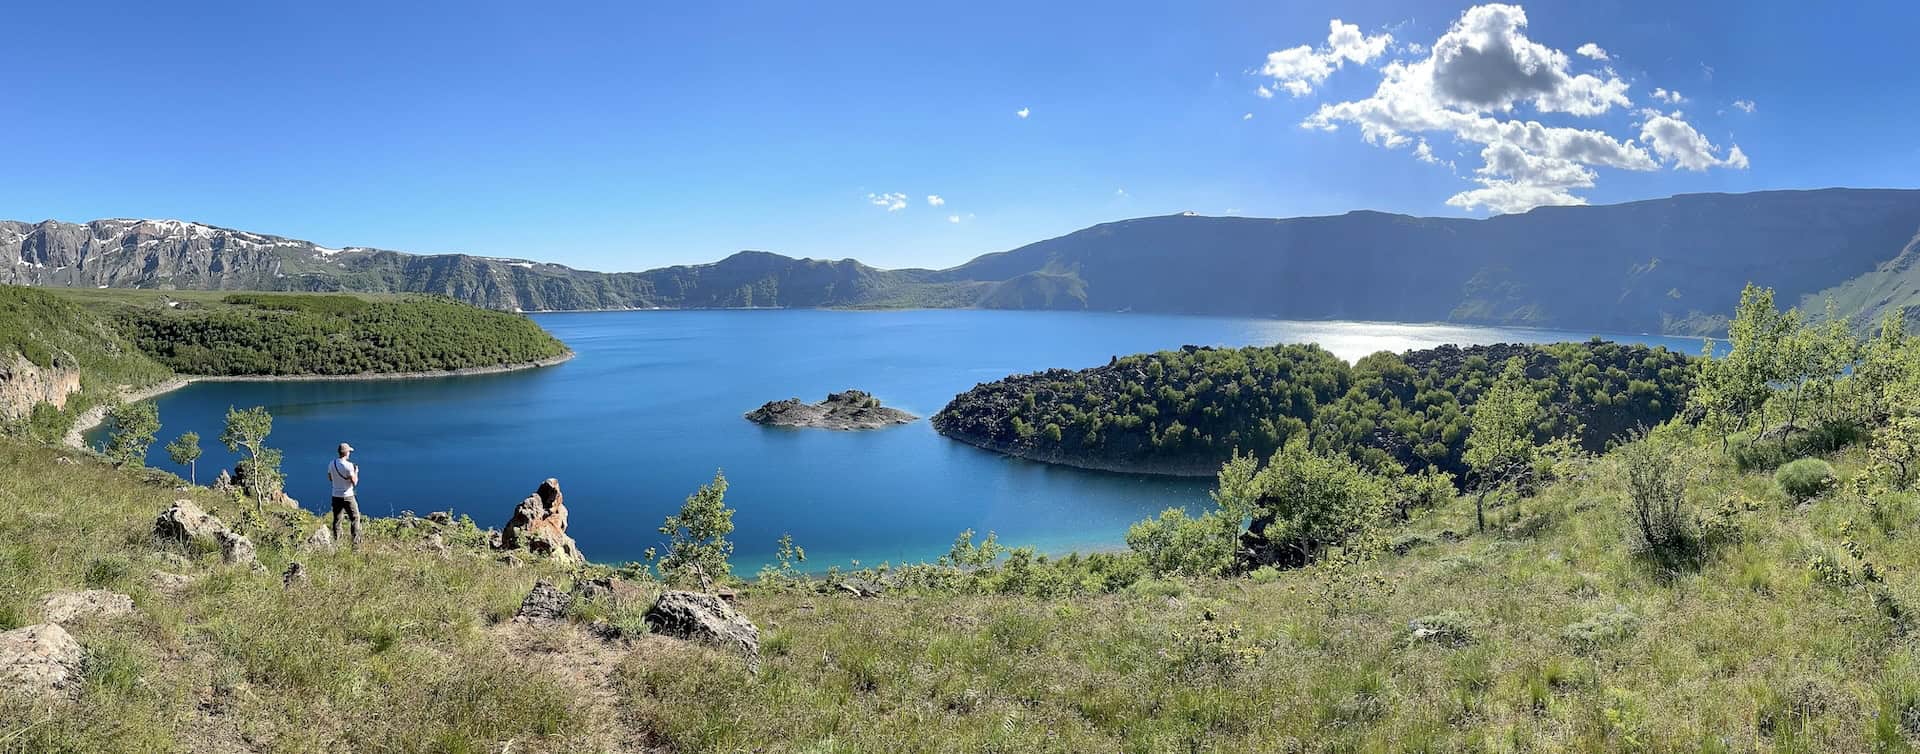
0, 354, 82, 424
516, 580, 573, 621
745, 390, 916, 430
154, 499, 229, 545
0, 623, 85, 697
38, 590, 135, 624
498, 478, 581, 563
646, 591, 761, 666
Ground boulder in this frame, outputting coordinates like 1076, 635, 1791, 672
498, 478, 581, 563
516, 579, 573, 621
427, 511, 454, 527
217, 531, 258, 567
646, 591, 760, 666
211, 470, 234, 493
0, 624, 84, 698
154, 499, 229, 545
302, 527, 335, 554
38, 590, 135, 624
422, 533, 450, 556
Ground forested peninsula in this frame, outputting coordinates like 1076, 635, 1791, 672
0, 285, 569, 443
933, 340, 1695, 478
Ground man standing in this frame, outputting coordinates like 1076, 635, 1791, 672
327, 442, 362, 548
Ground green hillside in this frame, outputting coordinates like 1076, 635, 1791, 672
0, 286, 172, 442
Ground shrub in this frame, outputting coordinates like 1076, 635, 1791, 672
1407, 612, 1476, 647
1561, 606, 1641, 650
1616, 437, 1697, 557
1776, 458, 1837, 501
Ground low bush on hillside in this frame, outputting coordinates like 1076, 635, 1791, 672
1777, 457, 1837, 501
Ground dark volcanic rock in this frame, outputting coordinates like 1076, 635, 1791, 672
745, 390, 916, 430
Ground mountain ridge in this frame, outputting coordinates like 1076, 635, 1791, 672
9, 188, 1920, 334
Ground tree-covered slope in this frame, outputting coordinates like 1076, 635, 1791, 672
11, 189, 1920, 334
933, 340, 1695, 478
107, 292, 571, 376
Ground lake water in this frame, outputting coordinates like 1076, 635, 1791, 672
102, 310, 1703, 572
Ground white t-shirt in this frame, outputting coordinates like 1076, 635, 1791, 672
328, 458, 359, 498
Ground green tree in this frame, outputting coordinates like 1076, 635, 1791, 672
1464, 358, 1541, 532
103, 401, 160, 468
1246, 438, 1387, 565
658, 470, 736, 584
220, 405, 279, 514
165, 431, 202, 485
1126, 451, 1258, 577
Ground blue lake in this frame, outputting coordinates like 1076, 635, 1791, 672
100, 310, 1704, 572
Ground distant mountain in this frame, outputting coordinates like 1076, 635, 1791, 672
9, 188, 1920, 334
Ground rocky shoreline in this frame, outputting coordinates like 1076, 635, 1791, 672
938, 430, 1221, 478
745, 390, 916, 430
63, 352, 574, 449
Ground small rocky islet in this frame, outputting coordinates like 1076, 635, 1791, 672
744, 389, 916, 430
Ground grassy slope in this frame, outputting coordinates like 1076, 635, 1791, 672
5, 425, 1918, 751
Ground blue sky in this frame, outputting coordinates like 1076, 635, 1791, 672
5, 1, 1914, 270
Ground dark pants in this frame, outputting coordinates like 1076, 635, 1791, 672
331, 496, 362, 546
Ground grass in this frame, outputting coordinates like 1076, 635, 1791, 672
4, 429, 1920, 750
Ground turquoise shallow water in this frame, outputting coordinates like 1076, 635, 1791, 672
104, 310, 1702, 572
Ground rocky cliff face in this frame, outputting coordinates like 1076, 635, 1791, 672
0, 355, 82, 423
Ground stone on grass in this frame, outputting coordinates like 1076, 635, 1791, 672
38, 590, 135, 624
154, 499, 228, 544
217, 530, 258, 567
646, 591, 760, 667
516, 579, 573, 621
150, 571, 194, 592
0, 624, 84, 698
302, 527, 335, 554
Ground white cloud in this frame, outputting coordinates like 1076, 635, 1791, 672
948, 215, 961, 223
1405, 42, 1428, 55
926, 194, 945, 207
1256, 85, 1275, 99
1243, 112, 1254, 120
1732, 99, 1756, 113
1290, 3, 1746, 213
1259, 19, 1394, 97
1115, 188, 1128, 198
1016, 107, 1030, 119
866, 192, 907, 212
1574, 42, 1608, 60
1638, 110, 1750, 170
1651, 87, 1686, 104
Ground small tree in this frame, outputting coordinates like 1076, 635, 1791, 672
1246, 438, 1387, 565
165, 431, 202, 485
658, 470, 736, 584
1464, 358, 1541, 532
1126, 451, 1258, 577
220, 406, 278, 514
103, 401, 160, 468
